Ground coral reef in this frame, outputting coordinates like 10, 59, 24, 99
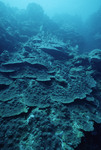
0, 1, 101, 150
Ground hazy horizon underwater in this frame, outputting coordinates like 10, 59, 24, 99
0, 0, 101, 150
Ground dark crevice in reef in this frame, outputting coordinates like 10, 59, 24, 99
0, 84, 9, 90
76, 122, 101, 150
